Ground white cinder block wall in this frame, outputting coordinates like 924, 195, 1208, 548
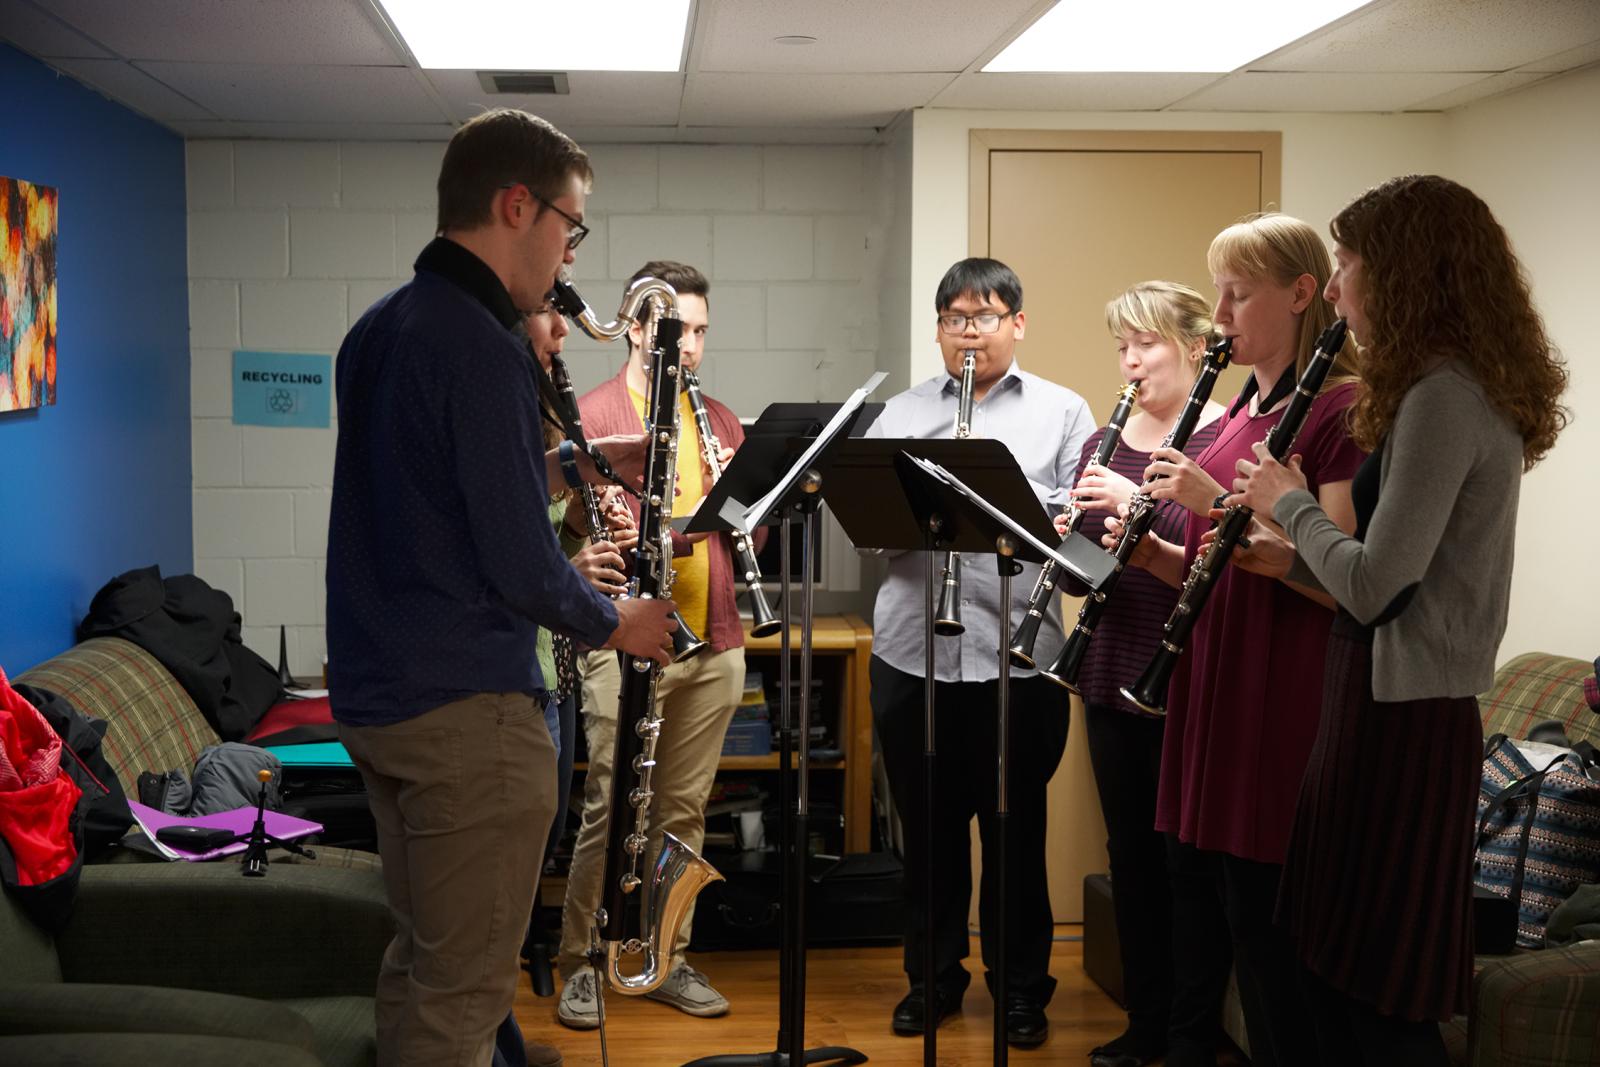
186, 139, 889, 675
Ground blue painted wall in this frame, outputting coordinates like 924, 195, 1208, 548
0, 45, 191, 673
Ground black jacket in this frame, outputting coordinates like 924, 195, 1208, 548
78, 566, 283, 740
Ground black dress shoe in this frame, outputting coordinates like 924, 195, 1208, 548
1005, 997, 1049, 1048
1090, 1051, 1155, 1067
1089, 1029, 1164, 1067
891, 987, 962, 1035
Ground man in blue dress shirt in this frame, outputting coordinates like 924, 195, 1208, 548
868, 257, 1095, 1049
327, 109, 675, 1067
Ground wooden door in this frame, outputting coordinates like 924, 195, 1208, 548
968, 130, 1281, 922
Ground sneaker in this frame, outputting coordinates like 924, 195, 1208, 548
556, 971, 599, 1031
644, 961, 730, 1017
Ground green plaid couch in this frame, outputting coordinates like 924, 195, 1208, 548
1451, 652, 1600, 1067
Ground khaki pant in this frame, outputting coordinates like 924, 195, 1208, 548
340, 692, 557, 1067
557, 647, 744, 977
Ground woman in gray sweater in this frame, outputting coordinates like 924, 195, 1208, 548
1222, 174, 1569, 1065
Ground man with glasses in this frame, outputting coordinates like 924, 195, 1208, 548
866, 257, 1095, 1049
555, 260, 756, 1030
327, 109, 675, 1067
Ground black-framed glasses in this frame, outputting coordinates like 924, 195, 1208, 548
500, 183, 589, 250
937, 311, 1012, 335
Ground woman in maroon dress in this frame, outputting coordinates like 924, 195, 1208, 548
1107, 214, 1364, 1067
1224, 176, 1569, 1065
1060, 282, 1228, 1067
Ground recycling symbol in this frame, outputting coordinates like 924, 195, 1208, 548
268, 389, 297, 414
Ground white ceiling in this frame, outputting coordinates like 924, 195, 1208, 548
3, 0, 1597, 143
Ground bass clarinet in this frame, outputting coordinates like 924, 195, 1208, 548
1039, 337, 1233, 691
682, 370, 782, 638
550, 278, 707, 663
1009, 381, 1139, 669
1121, 319, 1347, 716
549, 275, 722, 995
932, 349, 978, 635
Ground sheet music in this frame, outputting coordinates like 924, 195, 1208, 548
901, 452, 1085, 578
726, 370, 887, 534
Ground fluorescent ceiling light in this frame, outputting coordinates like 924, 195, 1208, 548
984, 0, 1373, 73
380, 0, 691, 71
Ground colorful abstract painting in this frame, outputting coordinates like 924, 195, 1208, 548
1, 175, 58, 411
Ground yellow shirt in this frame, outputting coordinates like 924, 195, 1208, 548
628, 388, 710, 639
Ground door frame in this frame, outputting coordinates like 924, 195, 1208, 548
968, 129, 1284, 256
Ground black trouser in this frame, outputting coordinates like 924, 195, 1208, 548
1164, 836, 1234, 1065
870, 655, 1070, 1005
1170, 843, 1314, 1067
1084, 703, 1180, 1045
1299, 965, 1447, 1067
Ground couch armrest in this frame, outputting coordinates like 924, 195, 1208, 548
1469, 943, 1600, 1066
54, 861, 392, 1000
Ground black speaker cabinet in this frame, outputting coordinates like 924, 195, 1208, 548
1083, 872, 1126, 1008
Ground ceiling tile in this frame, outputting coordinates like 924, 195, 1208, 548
558, 126, 878, 145
39, 0, 402, 64
1256, 0, 1600, 73
1517, 38, 1600, 72
137, 62, 446, 123
694, 0, 1046, 74
0, 0, 113, 58
174, 121, 457, 141
50, 57, 216, 121
1171, 70, 1486, 111
1406, 70, 1556, 110
930, 72, 1223, 111
423, 70, 684, 127
682, 72, 951, 127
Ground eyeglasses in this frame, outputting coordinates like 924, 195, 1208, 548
937, 311, 1012, 335
501, 183, 589, 251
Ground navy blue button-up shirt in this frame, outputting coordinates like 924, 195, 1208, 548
327, 238, 619, 726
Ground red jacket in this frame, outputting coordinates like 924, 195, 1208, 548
0, 667, 82, 887
578, 368, 765, 653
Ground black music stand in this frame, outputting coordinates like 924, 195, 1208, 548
679, 378, 884, 1067
822, 439, 1112, 1067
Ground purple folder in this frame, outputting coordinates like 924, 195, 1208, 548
127, 800, 323, 862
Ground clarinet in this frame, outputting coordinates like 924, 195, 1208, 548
1121, 319, 1348, 716
550, 279, 707, 663
932, 349, 978, 636
548, 352, 628, 559
550, 276, 723, 996
1039, 337, 1234, 691
682, 370, 782, 638
1009, 381, 1139, 669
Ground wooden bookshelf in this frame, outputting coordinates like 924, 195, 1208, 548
740, 612, 874, 853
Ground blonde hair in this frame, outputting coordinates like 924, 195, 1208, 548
1105, 281, 1215, 365
1207, 213, 1355, 384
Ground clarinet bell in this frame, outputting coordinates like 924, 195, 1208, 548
745, 583, 783, 639
1008, 607, 1045, 669
669, 609, 709, 662
1120, 647, 1175, 718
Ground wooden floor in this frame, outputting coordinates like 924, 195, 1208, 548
515, 928, 1244, 1066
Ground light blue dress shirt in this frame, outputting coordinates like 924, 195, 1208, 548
865, 361, 1096, 682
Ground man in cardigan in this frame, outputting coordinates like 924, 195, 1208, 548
556, 260, 758, 1028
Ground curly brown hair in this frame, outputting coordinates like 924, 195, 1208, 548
1331, 175, 1568, 470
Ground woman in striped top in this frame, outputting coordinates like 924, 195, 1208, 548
1057, 282, 1226, 1067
